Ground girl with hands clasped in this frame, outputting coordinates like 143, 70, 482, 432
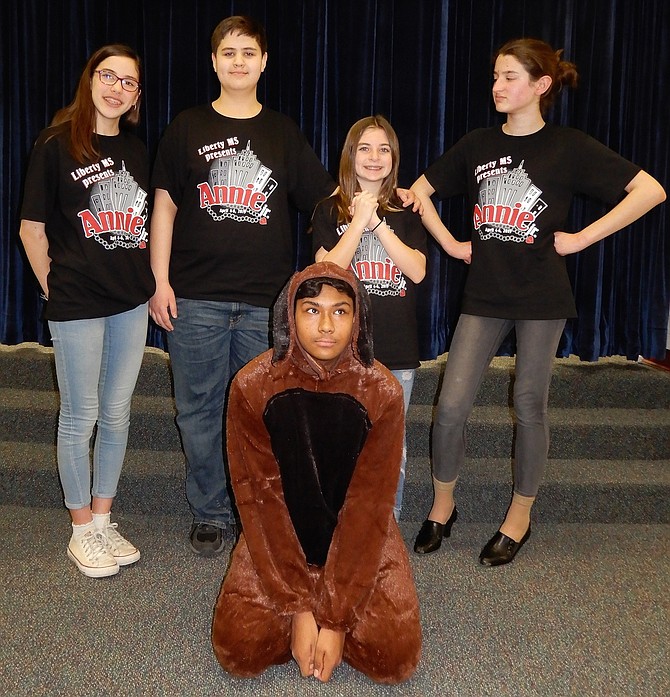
313, 115, 433, 520
411, 38, 665, 567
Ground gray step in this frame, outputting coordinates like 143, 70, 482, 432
401, 456, 670, 524
0, 345, 173, 397
406, 404, 670, 459
3, 387, 669, 460
2, 345, 669, 408
412, 355, 670, 408
2, 344, 668, 526
0, 388, 180, 452
2, 441, 667, 524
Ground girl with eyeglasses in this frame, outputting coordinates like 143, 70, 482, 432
19, 45, 155, 578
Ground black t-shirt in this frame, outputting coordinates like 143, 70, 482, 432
21, 127, 155, 321
312, 199, 427, 369
152, 105, 335, 307
424, 124, 641, 319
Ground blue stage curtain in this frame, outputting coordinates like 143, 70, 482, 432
1, 0, 667, 359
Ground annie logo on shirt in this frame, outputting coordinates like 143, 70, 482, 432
76, 164, 148, 250
197, 141, 277, 225
473, 160, 546, 244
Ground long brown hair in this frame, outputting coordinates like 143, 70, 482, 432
496, 38, 579, 115
333, 115, 402, 226
50, 44, 142, 163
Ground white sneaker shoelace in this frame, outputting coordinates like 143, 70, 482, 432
77, 530, 116, 566
99, 522, 141, 564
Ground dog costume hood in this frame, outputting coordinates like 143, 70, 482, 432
272, 261, 374, 368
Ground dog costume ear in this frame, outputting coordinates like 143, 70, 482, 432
271, 281, 291, 364
353, 275, 374, 367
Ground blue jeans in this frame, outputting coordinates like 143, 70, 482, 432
48, 303, 148, 509
167, 299, 270, 527
432, 314, 566, 496
391, 368, 416, 521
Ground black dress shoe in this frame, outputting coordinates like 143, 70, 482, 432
413, 508, 458, 554
479, 527, 531, 567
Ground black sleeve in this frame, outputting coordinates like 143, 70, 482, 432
310, 199, 341, 259
398, 209, 428, 256
286, 125, 336, 214
21, 130, 59, 223
569, 130, 641, 204
423, 132, 472, 201
151, 116, 185, 206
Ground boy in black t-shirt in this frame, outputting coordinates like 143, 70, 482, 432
149, 16, 336, 554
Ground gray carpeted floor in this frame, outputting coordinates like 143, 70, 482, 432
1, 508, 668, 696
0, 345, 668, 696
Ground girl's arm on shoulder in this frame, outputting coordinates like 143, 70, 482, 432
396, 187, 423, 214
410, 175, 471, 263
554, 170, 666, 256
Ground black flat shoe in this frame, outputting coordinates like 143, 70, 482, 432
479, 527, 531, 567
413, 508, 458, 554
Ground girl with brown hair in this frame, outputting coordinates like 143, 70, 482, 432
411, 38, 665, 565
312, 115, 441, 519
19, 44, 154, 577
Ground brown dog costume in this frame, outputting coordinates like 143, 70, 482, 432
211, 262, 421, 684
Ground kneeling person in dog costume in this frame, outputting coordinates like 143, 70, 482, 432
212, 261, 421, 684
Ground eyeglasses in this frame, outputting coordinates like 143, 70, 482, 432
94, 69, 141, 93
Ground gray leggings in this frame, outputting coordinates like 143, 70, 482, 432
432, 314, 566, 497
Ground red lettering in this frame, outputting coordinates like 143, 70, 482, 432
515, 212, 533, 230
354, 260, 372, 279
77, 208, 144, 236
227, 186, 245, 205
198, 183, 216, 206
353, 259, 401, 283
198, 182, 266, 210
507, 203, 523, 227
473, 204, 483, 228
472, 203, 534, 231
78, 210, 103, 237
369, 261, 385, 279
249, 192, 265, 210
494, 206, 507, 224
98, 211, 115, 231
128, 215, 143, 235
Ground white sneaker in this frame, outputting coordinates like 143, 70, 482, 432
67, 530, 119, 578
97, 521, 141, 566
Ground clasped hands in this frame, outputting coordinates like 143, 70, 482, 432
348, 187, 422, 228
291, 611, 345, 683
349, 190, 381, 229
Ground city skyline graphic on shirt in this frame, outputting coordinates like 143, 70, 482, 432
337, 223, 407, 298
